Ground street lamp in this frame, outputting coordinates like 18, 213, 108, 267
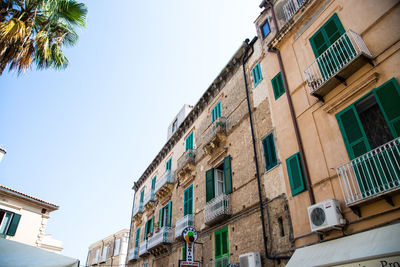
0, 145, 6, 163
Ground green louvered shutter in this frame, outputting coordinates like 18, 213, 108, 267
159, 208, 164, 227
184, 187, 188, 216
272, 72, 285, 100
151, 176, 156, 190
167, 202, 172, 227
188, 185, 193, 215
135, 227, 140, 248
336, 105, 370, 159
223, 156, 232, 194
182, 245, 186, 260
144, 220, 148, 240
186, 132, 193, 151
184, 185, 193, 216
263, 133, 277, 171
286, 153, 306, 196
150, 217, 154, 233
206, 168, 215, 202
374, 78, 400, 137
215, 231, 221, 258
6, 214, 21, 236
140, 189, 144, 203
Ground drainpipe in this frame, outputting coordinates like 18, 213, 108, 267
126, 187, 137, 266
242, 37, 291, 261
267, 1, 315, 205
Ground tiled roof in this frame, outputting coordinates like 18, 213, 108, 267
0, 184, 59, 209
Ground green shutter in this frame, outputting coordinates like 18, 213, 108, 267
151, 176, 156, 190
188, 185, 193, 215
336, 105, 370, 159
206, 168, 215, 202
159, 208, 164, 228
140, 189, 144, 203
374, 78, 400, 137
215, 231, 221, 257
184, 184, 193, 216
144, 220, 148, 240
182, 245, 186, 260
150, 217, 154, 233
167, 201, 172, 227
263, 133, 277, 171
186, 132, 193, 151
215, 227, 229, 259
252, 63, 263, 87
135, 227, 140, 247
272, 72, 285, 100
166, 157, 172, 171
286, 152, 306, 196
223, 155, 233, 194
6, 214, 21, 236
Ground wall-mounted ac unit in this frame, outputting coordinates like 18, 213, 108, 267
239, 252, 261, 267
307, 199, 346, 232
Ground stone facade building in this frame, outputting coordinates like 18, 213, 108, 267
87, 229, 129, 267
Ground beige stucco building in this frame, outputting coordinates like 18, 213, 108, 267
87, 229, 129, 267
0, 184, 63, 253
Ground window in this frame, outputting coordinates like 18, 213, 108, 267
159, 201, 172, 227
172, 119, 178, 133
144, 217, 154, 240
271, 72, 285, 100
166, 157, 172, 171
215, 227, 229, 267
143, 262, 149, 267
286, 152, 306, 196
252, 62, 263, 87
261, 20, 271, 38
211, 101, 222, 122
205, 156, 232, 202
0, 209, 21, 237
114, 238, 121, 256
135, 227, 140, 248
262, 133, 277, 171
184, 185, 193, 216
139, 189, 144, 204
101, 246, 108, 262
94, 249, 100, 264
185, 132, 194, 151
151, 176, 156, 190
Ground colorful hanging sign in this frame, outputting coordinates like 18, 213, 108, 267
182, 227, 198, 263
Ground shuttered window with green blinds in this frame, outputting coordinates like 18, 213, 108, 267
310, 13, 345, 57
271, 72, 285, 100
139, 189, 144, 203
167, 201, 172, 227
286, 152, 306, 196
151, 176, 156, 190
135, 227, 140, 248
159, 202, 172, 227
206, 155, 233, 202
144, 217, 153, 240
252, 63, 263, 87
212, 101, 222, 123
215, 227, 229, 264
6, 213, 21, 236
262, 133, 277, 171
205, 168, 215, 202
166, 157, 172, 171
185, 132, 194, 151
184, 185, 193, 216
223, 156, 232, 194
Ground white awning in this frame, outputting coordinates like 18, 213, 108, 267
286, 223, 400, 267
0, 238, 79, 267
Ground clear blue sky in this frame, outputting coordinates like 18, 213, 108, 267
0, 0, 262, 263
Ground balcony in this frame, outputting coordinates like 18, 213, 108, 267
337, 138, 400, 215
215, 256, 229, 267
127, 247, 138, 261
175, 214, 194, 239
147, 227, 174, 256
139, 240, 148, 257
203, 117, 227, 155
283, 0, 306, 24
143, 190, 155, 212
304, 30, 373, 98
204, 193, 231, 225
176, 149, 196, 187
132, 203, 144, 223
154, 170, 175, 201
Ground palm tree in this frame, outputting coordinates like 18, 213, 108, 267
0, 0, 87, 75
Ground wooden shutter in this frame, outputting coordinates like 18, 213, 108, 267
159, 208, 164, 227
6, 214, 21, 236
223, 156, 233, 194
336, 105, 370, 159
184, 185, 193, 216
167, 201, 172, 227
184, 187, 188, 216
374, 78, 400, 137
252, 67, 257, 86
188, 185, 193, 215
206, 168, 215, 202
151, 176, 156, 190
286, 153, 306, 196
272, 72, 285, 100
186, 132, 193, 151
135, 227, 140, 247
215, 231, 221, 257
263, 133, 277, 171
221, 228, 229, 256
140, 189, 144, 203
144, 220, 148, 240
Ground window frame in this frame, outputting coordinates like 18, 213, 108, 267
214, 227, 229, 260
0, 209, 21, 236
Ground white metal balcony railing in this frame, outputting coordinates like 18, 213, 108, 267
304, 30, 372, 95
143, 190, 155, 206
204, 194, 231, 224
283, 0, 306, 23
177, 149, 196, 172
154, 170, 175, 194
128, 247, 138, 261
132, 202, 143, 217
337, 138, 400, 205
215, 256, 229, 267
139, 240, 148, 256
175, 214, 194, 239
147, 227, 174, 250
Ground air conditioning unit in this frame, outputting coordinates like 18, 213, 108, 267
239, 252, 261, 267
307, 199, 346, 232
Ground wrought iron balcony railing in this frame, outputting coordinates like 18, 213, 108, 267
128, 247, 138, 261
176, 149, 196, 173
202, 117, 227, 154
215, 256, 229, 267
147, 227, 174, 250
138, 240, 148, 256
132, 202, 143, 217
204, 193, 231, 225
304, 30, 372, 96
283, 0, 306, 23
337, 138, 400, 205
175, 214, 194, 239
143, 190, 155, 206
154, 170, 175, 194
